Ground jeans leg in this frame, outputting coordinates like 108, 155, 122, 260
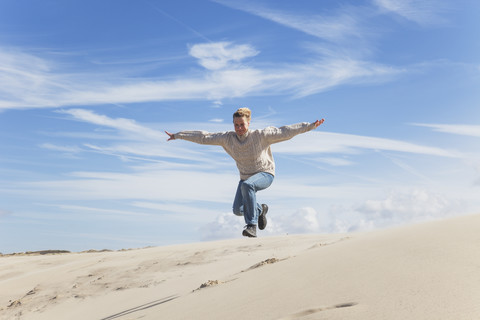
232, 180, 244, 217
236, 172, 274, 225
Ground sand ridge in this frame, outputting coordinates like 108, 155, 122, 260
2, 214, 480, 319
1, 234, 343, 320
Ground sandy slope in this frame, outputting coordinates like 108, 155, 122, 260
2, 214, 480, 320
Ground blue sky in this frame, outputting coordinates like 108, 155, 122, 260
1, 0, 480, 253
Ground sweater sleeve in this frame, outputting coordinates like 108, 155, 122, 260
174, 130, 228, 146
261, 122, 317, 145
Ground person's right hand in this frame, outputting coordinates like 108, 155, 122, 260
165, 131, 175, 141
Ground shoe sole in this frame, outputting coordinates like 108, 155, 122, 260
242, 229, 257, 238
242, 231, 257, 238
258, 204, 268, 230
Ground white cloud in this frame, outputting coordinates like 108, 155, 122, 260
274, 207, 322, 234
132, 201, 221, 220
59, 108, 165, 140
274, 131, 462, 158
10, 168, 237, 204
62, 112, 465, 185
199, 212, 245, 241
0, 47, 264, 108
346, 189, 465, 231
0, 48, 65, 109
212, 0, 363, 43
204, 68, 264, 99
210, 100, 223, 108
197, 189, 465, 240
412, 123, 480, 137
51, 109, 237, 165
200, 207, 326, 241
313, 157, 354, 167
189, 42, 259, 70
264, 58, 403, 98
373, 0, 447, 25
0, 41, 402, 110
49, 110, 464, 174
39, 203, 152, 218
39, 143, 82, 154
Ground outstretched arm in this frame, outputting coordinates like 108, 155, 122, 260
165, 130, 228, 146
262, 118, 325, 145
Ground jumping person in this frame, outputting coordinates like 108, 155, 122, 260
165, 108, 325, 238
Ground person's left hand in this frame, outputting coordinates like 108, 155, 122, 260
314, 118, 325, 128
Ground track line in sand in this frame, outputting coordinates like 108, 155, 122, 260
100, 295, 179, 320
278, 302, 358, 319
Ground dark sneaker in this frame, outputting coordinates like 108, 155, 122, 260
242, 224, 257, 238
258, 204, 268, 230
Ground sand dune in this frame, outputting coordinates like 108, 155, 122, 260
2, 214, 480, 320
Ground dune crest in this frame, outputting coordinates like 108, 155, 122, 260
2, 214, 480, 319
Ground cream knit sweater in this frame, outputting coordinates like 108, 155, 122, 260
174, 122, 317, 180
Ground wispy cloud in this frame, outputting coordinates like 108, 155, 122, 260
311, 157, 354, 167
0, 48, 67, 109
10, 169, 237, 205
59, 109, 165, 140
39, 203, 153, 218
212, 0, 364, 43
57, 109, 460, 162
0, 46, 259, 109
412, 123, 480, 137
147, 2, 213, 42
132, 201, 220, 219
12, 108, 463, 218
0, 38, 402, 110
39, 143, 83, 154
274, 131, 462, 158
0, 2, 448, 111
54, 109, 231, 164
373, 0, 448, 25
274, 58, 403, 98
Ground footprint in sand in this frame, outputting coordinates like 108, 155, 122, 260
242, 257, 286, 272
6, 287, 40, 309
278, 302, 358, 319
193, 280, 221, 292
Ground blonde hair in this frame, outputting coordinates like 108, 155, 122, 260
233, 107, 251, 122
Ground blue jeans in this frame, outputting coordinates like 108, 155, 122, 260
232, 172, 274, 226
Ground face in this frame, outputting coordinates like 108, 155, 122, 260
233, 116, 250, 136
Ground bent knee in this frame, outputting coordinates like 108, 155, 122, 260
240, 181, 255, 192
232, 208, 243, 216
